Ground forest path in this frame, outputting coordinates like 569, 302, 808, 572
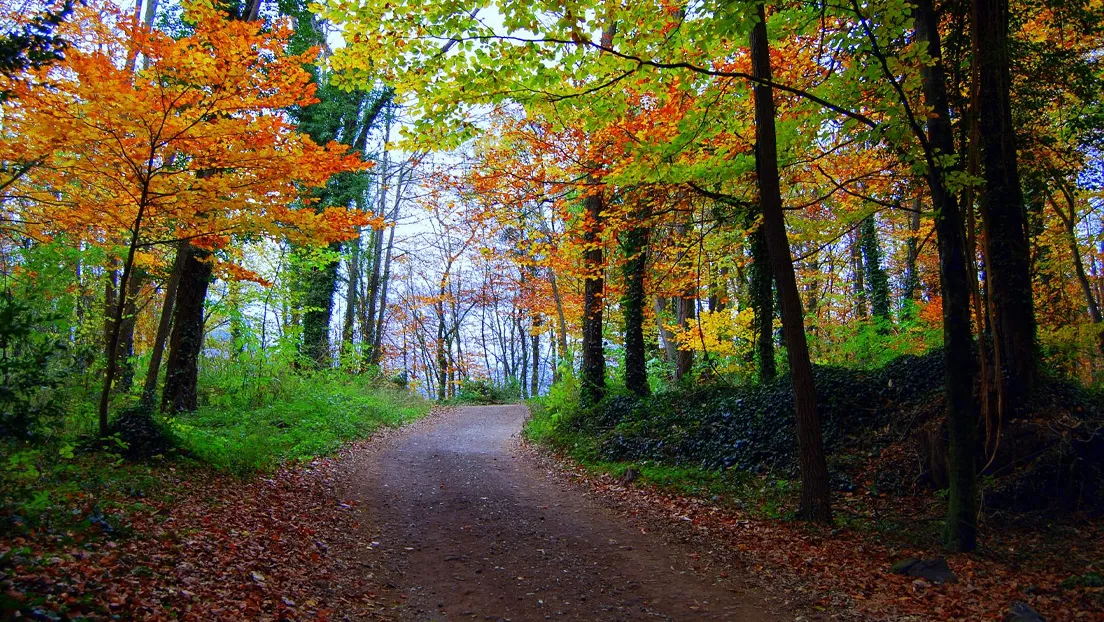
341, 405, 785, 621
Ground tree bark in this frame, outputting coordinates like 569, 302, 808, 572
580, 185, 606, 407
621, 206, 650, 396
162, 245, 212, 414
549, 269, 570, 382
750, 222, 776, 382
301, 243, 340, 369
1053, 184, 1101, 323
915, 0, 979, 552
861, 216, 892, 322
531, 314, 541, 397
851, 231, 867, 319
343, 235, 359, 354
974, 0, 1036, 410
143, 240, 187, 404
115, 272, 145, 392
903, 197, 923, 304
750, 4, 831, 522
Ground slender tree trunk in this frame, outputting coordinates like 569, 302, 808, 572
580, 185, 606, 406
903, 197, 923, 304
115, 272, 145, 393
98, 208, 147, 435
655, 296, 678, 365
371, 224, 398, 365
531, 314, 541, 397
974, 0, 1036, 410
364, 225, 386, 363
343, 236, 359, 353
675, 291, 695, 380
143, 241, 187, 404
915, 0, 979, 552
621, 207, 650, 396
549, 269, 570, 381
750, 223, 776, 382
1054, 185, 1102, 323
851, 231, 867, 319
103, 265, 118, 358
750, 4, 831, 522
162, 245, 212, 414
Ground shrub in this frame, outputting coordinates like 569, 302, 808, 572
0, 293, 71, 439
455, 377, 520, 405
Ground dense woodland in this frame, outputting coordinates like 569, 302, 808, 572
1, 0, 1104, 618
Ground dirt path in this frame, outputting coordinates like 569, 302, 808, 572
342, 405, 786, 621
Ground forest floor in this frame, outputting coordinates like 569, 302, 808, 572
5, 404, 1100, 620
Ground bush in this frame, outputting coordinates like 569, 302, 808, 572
454, 377, 520, 405
0, 293, 71, 439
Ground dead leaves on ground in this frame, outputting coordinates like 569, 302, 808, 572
542, 453, 1104, 621
1, 456, 381, 620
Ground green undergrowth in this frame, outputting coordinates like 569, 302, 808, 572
180, 367, 428, 473
443, 377, 522, 405
2, 363, 429, 534
525, 395, 800, 520
526, 352, 1104, 521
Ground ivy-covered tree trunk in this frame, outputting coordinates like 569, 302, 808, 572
621, 209, 650, 396
850, 231, 867, 319
301, 242, 341, 369
974, 0, 1036, 411
162, 244, 212, 414
860, 216, 892, 322
750, 3, 831, 522
749, 223, 775, 383
580, 187, 606, 407
915, 0, 979, 552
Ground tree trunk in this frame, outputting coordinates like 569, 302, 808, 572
143, 240, 187, 404
580, 185, 606, 407
301, 242, 340, 369
915, 0, 979, 552
549, 269, 570, 381
1054, 184, 1101, 323
851, 231, 867, 319
903, 198, 923, 304
974, 0, 1036, 410
531, 314, 541, 397
115, 272, 145, 393
371, 223, 398, 366
103, 265, 117, 358
621, 208, 650, 396
655, 296, 678, 365
162, 245, 213, 414
675, 291, 695, 380
861, 216, 892, 322
343, 236, 359, 354
750, 223, 776, 382
750, 4, 831, 522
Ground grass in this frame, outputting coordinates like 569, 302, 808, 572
2, 362, 430, 530
176, 369, 428, 474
